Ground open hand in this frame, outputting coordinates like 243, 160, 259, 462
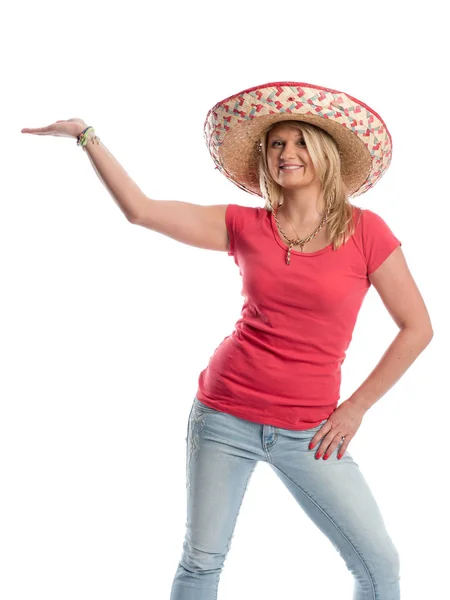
21, 118, 88, 139
309, 399, 366, 460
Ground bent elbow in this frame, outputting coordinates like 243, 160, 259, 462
400, 323, 434, 351
415, 325, 434, 349
126, 212, 141, 225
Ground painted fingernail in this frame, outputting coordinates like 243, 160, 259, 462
316, 453, 322, 459
337, 453, 342, 460
309, 442, 314, 450
323, 453, 329, 460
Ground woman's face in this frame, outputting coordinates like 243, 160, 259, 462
266, 123, 318, 190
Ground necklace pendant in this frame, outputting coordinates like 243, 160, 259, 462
286, 248, 291, 265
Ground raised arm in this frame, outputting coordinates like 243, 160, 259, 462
21, 118, 229, 252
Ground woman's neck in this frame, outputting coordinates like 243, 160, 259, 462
279, 190, 325, 228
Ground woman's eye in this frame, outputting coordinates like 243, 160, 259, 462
270, 139, 306, 148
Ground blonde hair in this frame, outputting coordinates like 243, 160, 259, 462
258, 121, 358, 250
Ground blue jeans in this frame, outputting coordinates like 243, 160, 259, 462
170, 398, 400, 600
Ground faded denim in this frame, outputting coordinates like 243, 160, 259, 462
170, 397, 400, 600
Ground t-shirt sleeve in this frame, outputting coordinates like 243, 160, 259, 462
361, 209, 402, 275
225, 204, 252, 257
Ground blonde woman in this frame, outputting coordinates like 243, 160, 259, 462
22, 81, 433, 600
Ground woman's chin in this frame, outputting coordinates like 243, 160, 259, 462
278, 179, 309, 190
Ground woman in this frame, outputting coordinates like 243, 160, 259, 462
22, 81, 433, 600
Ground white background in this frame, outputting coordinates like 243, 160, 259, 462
1, 1, 448, 599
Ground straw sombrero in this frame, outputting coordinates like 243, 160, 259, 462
204, 81, 392, 198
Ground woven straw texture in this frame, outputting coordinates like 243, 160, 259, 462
204, 82, 392, 198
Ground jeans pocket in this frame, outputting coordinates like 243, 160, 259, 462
307, 418, 328, 432
193, 397, 220, 414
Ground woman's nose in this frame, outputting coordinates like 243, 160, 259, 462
280, 141, 297, 159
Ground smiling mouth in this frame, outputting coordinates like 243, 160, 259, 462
279, 165, 303, 171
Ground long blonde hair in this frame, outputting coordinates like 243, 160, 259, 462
258, 121, 358, 250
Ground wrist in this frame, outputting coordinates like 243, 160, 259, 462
74, 124, 89, 138
347, 395, 372, 413
76, 126, 100, 150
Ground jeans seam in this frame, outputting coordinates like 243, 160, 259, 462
214, 462, 256, 600
274, 466, 376, 600
263, 428, 279, 461
225, 462, 257, 550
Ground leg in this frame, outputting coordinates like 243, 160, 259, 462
170, 399, 258, 600
269, 425, 400, 600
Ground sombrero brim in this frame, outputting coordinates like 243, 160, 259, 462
204, 81, 392, 198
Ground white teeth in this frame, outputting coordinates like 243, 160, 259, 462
280, 166, 301, 170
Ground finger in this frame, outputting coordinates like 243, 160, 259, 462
317, 431, 345, 459
315, 430, 338, 458
21, 126, 54, 134
322, 436, 343, 460
309, 423, 331, 450
337, 439, 351, 460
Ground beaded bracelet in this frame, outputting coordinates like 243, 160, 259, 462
76, 126, 93, 146
77, 126, 100, 150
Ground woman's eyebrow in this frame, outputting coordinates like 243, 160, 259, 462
269, 133, 304, 141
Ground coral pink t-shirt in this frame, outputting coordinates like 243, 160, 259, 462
196, 204, 401, 430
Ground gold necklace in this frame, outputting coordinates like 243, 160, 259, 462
273, 203, 332, 265
281, 208, 301, 240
